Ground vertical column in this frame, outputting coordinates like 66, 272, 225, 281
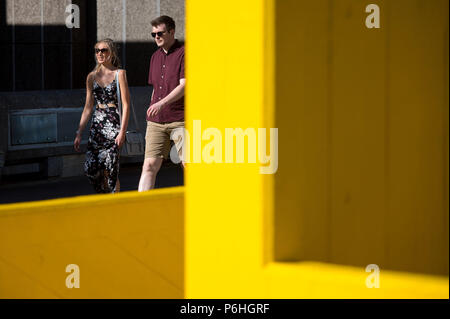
71, 0, 97, 89
69, 0, 72, 89
13, 0, 42, 90
42, 0, 71, 90
185, 0, 270, 298
122, 0, 158, 86
12, 0, 15, 91
328, 0, 387, 268
0, 0, 15, 91
273, 0, 332, 263
386, 0, 449, 275
122, 0, 126, 68
40, 0, 44, 90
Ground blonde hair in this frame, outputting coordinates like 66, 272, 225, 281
93, 38, 121, 73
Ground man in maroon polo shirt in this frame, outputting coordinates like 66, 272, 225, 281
138, 15, 185, 191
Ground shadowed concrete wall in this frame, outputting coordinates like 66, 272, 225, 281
1, 0, 72, 91
0, 86, 151, 163
0, 0, 185, 91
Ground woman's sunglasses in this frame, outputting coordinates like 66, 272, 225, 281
151, 31, 166, 38
95, 48, 109, 54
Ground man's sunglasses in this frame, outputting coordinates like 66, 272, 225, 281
95, 48, 109, 54
151, 31, 167, 38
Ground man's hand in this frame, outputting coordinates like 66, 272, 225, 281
147, 101, 164, 118
115, 131, 126, 149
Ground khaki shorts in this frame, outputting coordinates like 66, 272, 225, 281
145, 121, 185, 160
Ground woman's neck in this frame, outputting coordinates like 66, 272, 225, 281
99, 63, 117, 72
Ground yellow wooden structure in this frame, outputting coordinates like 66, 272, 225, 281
0, 0, 448, 298
0, 189, 184, 298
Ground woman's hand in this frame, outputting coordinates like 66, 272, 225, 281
115, 131, 126, 149
74, 132, 82, 152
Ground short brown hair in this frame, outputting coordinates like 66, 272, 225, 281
151, 15, 176, 31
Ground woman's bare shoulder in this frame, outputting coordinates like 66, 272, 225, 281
118, 69, 128, 82
85, 72, 97, 90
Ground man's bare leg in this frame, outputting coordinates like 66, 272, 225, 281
138, 157, 163, 191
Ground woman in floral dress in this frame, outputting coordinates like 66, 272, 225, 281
74, 38, 130, 193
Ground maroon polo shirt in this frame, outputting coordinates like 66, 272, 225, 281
147, 40, 185, 123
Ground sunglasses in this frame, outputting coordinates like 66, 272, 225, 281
151, 31, 167, 38
95, 48, 109, 54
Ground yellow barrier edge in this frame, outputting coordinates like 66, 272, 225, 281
0, 186, 185, 215
263, 262, 449, 299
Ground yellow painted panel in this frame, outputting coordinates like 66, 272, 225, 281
0, 257, 60, 299
186, 0, 448, 299
263, 262, 448, 299
329, 0, 388, 268
386, 0, 449, 275
274, 0, 331, 262
0, 187, 184, 298
274, 0, 448, 276
185, 0, 266, 298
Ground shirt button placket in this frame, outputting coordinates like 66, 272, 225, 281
161, 56, 166, 79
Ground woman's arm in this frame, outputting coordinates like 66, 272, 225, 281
74, 73, 95, 152
115, 69, 130, 148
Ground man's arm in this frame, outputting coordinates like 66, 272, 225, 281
147, 78, 185, 118
150, 88, 155, 106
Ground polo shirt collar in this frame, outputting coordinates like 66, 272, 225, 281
161, 39, 181, 55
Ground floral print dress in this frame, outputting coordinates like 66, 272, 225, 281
84, 74, 121, 193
